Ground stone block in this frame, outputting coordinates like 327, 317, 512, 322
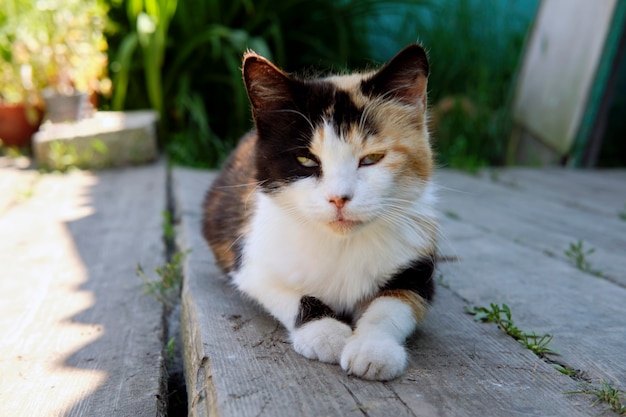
33, 110, 158, 170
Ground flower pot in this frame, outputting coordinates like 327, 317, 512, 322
0, 103, 44, 148
43, 92, 90, 123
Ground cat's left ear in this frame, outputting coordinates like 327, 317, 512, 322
362, 44, 429, 111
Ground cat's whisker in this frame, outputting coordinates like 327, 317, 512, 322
268, 109, 315, 132
215, 180, 265, 190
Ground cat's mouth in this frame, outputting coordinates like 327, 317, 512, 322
327, 216, 363, 235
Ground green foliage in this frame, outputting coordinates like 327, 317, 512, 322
104, 0, 535, 169
467, 303, 556, 357
106, 0, 409, 168
1, 0, 109, 103
41, 139, 109, 172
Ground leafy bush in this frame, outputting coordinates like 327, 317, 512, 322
105, 0, 423, 167
104, 0, 536, 169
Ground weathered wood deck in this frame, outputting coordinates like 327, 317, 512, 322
175, 167, 626, 417
0, 159, 168, 416
1, 160, 624, 416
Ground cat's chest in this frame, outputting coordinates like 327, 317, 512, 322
241, 193, 417, 308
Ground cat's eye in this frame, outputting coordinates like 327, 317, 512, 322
296, 155, 319, 168
359, 153, 385, 166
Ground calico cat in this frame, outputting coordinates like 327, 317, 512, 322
203, 44, 437, 381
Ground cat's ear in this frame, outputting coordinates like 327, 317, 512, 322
243, 52, 295, 112
362, 44, 429, 110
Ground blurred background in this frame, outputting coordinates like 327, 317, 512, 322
0, 0, 624, 170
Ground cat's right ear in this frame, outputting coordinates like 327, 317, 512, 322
243, 52, 295, 112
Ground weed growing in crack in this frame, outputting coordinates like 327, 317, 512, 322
165, 337, 176, 363
466, 303, 557, 357
162, 210, 176, 244
619, 204, 626, 222
564, 240, 605, 278
552, 363, 583, 380
567, 380, 626, 415
136, 250, 190, 308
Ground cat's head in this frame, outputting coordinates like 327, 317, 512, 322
243, 44, 433, 236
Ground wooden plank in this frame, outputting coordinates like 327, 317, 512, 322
174, 167, 594, 417
437, 169, 626, 388
437, 169, 626, 287
0, 162, 168, 416
481, 168, 626, 219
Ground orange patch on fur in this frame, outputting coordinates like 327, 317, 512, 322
379, 289, 429, 322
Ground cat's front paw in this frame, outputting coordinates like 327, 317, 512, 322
340, 336, 407, 381
291, 318, 353, 364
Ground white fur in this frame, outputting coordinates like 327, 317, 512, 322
341, 298, 416, 380
291, 318, 352, 363
231, 125, 436, 379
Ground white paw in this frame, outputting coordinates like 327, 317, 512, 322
291, 318, 353, 364
340, 336, 407, 381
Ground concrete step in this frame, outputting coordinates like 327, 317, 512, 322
33, 110, 158, 171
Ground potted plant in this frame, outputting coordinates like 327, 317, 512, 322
0, 0, 43, 148
2, 0, 110, 126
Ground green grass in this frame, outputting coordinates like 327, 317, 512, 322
466, 303, 556, 357
567, 380, 626, 415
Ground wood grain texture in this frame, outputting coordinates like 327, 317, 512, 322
0, 160, 167, 416
437, 169, 626, 389
174, 167, 603, 417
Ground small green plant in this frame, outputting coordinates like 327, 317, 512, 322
165, 337, 176, 363
564, 240, 605, 277
619, 204, 626, 221
552, 363, 581, 379
136, 249, 189, 306
162, 210, 175, 242
567, 380, 626, 415
466, 303, 556, 357
444, 210, 461, 220
564, 240, 595, 271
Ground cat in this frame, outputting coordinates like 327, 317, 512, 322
202, 44, 438, 381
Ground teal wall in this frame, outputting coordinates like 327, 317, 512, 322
366, 0, 540, 62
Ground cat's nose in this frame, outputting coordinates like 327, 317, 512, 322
328, 195, 352, 209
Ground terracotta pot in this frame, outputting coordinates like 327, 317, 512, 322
0, 103, 44, 148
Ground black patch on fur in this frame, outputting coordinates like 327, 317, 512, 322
381, 257, 436, 302
254, 79, 331, 192
253, 79, 377, 193
329, 89, 368, 137
294, 296, 338, 328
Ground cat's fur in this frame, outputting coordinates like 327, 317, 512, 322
203, 44, 437, 381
